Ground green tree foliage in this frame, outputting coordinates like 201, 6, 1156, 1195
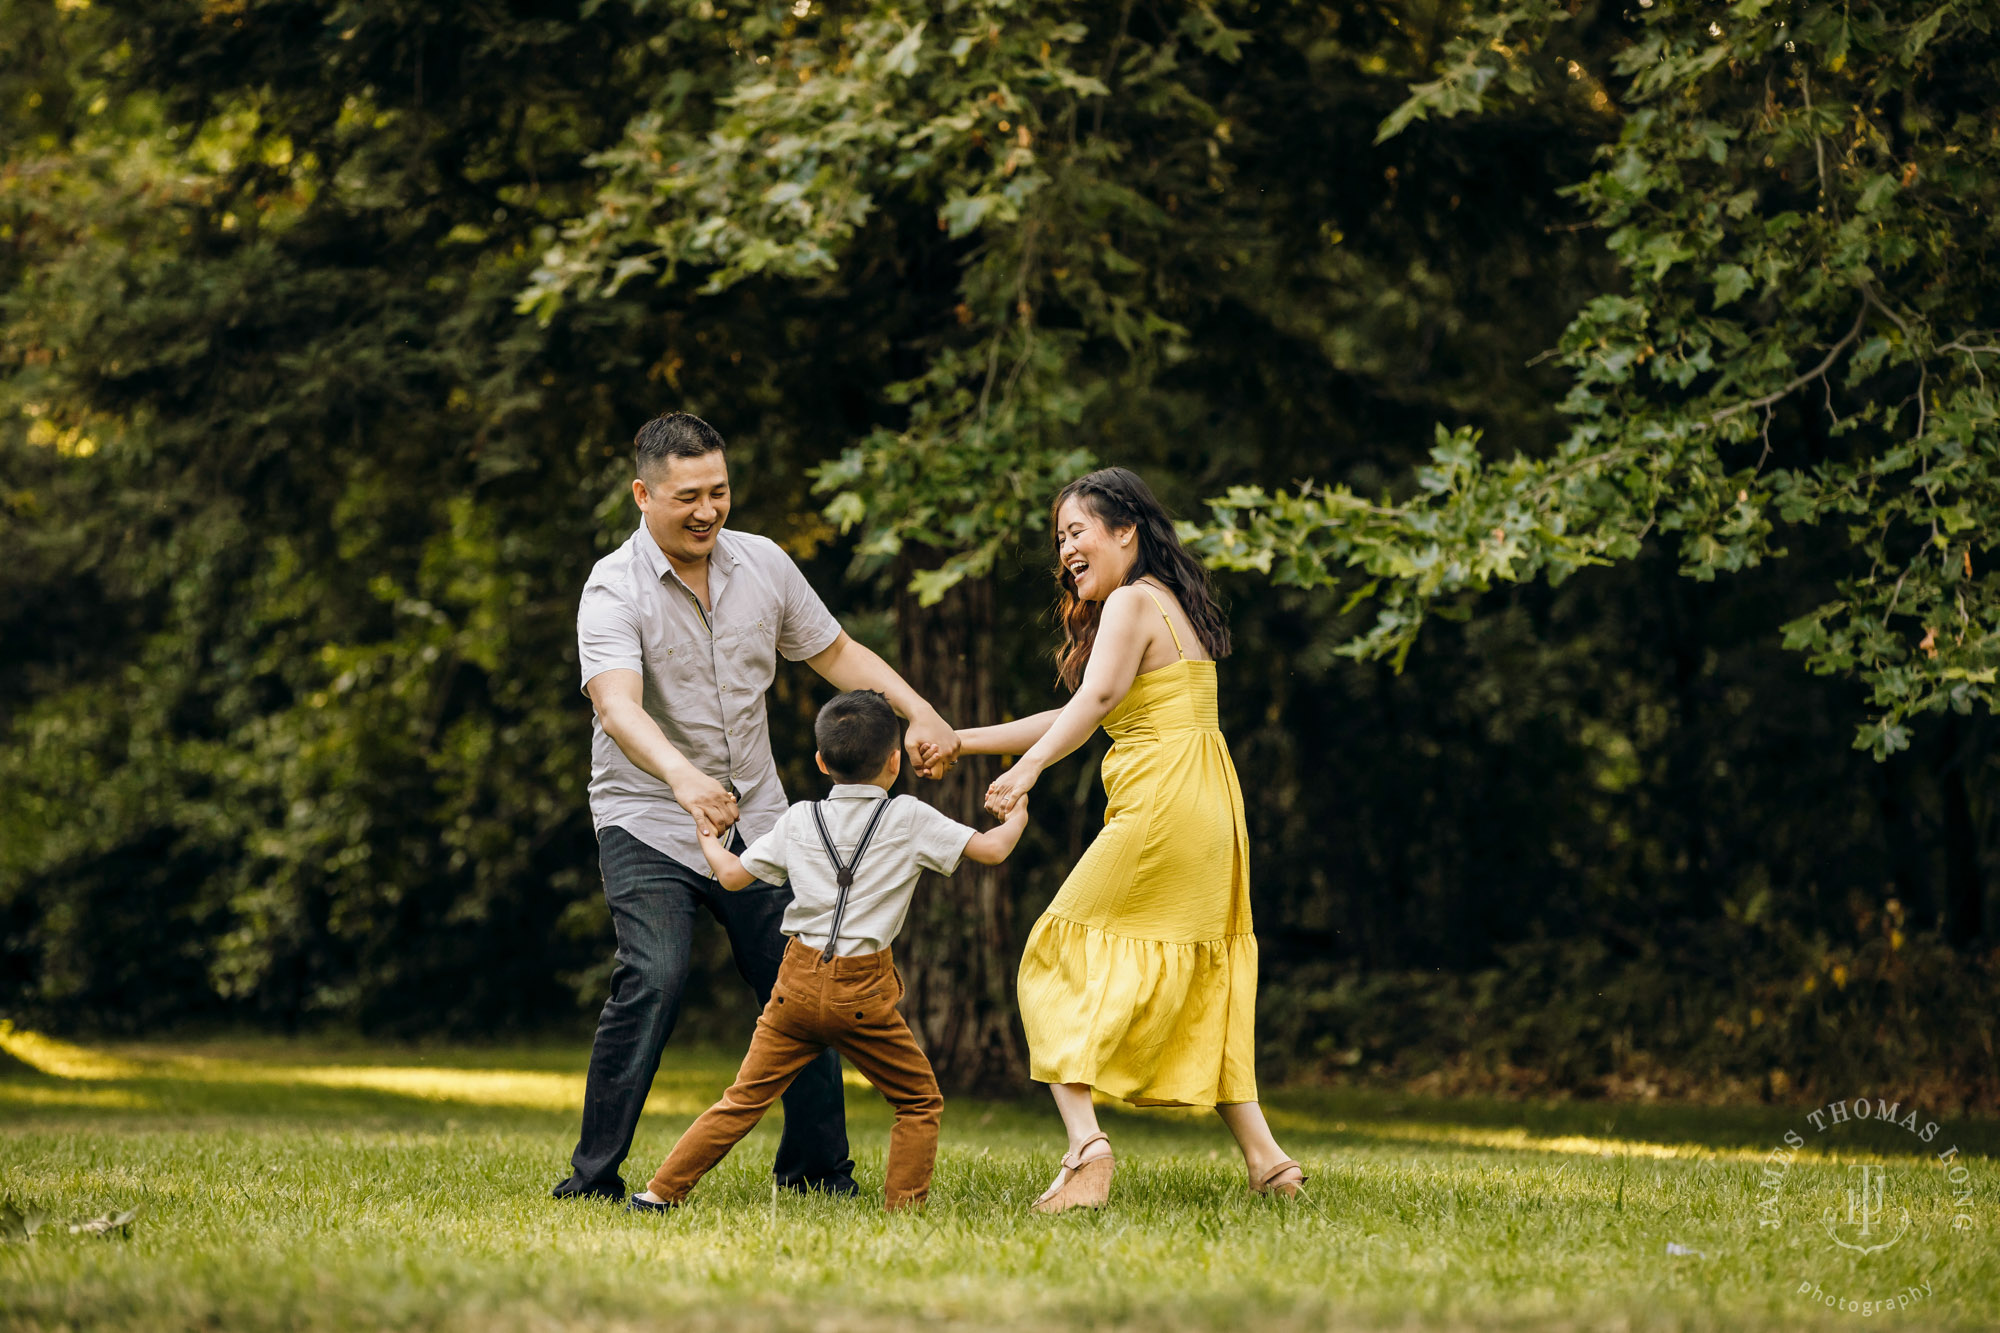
1190, 1, 2000, 759
1, 0, 692, 1026
521, 0, 1257, 600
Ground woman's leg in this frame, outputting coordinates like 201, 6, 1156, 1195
1215, 1101, 1304, 1189
1040, 1082, 1113, 1201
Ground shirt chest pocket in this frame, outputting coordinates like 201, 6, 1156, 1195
644, 630, 714, 699
717, 613, 780, 696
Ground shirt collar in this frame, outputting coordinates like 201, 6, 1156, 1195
635, 523, 737, 586
825, 784, 890, 801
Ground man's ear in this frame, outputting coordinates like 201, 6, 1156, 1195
815, 751, 830, 776
631, 477, 649, 512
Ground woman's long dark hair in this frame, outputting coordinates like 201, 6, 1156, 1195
1053, 467, 1230, 690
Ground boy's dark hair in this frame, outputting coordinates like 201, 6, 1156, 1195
815, 690, 900, 783
634, 411, 726, 480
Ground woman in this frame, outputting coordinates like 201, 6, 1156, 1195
947, 467, 1305, 1212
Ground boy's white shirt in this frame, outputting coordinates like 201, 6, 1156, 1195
738, 784, 976, 956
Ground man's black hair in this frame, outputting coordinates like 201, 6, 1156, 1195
815, 690, 900, 783
634, 411, 726, 480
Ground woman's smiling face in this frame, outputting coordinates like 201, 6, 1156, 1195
1055, 495, 1135, 602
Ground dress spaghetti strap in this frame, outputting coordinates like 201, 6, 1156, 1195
1139, 587, 1187, 659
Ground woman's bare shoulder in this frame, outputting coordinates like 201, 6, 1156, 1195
1123, 578, 1186, 615
1094, 583, 1157, 640
1101, 582, 1164, 625
1103, 581, 1156, 609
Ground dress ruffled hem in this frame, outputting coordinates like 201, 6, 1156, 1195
1017, 913, 1258, 1109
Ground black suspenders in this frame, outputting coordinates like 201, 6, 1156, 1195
809, 798, 892, 962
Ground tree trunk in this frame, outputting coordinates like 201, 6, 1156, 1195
1872, 747, 1934, 930
893, 564, 1029, 1094
1939, 714, 1985, 948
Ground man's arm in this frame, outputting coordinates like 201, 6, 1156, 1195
585, 669, 740, 834
803, 631, 962, 776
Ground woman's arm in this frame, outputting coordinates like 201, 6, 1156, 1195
955, 709, 1064, 757
984, 589, 1151, 814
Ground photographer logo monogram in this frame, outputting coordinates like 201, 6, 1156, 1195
1825, 1163, 1906, 1255
1753, 1097, 1978, 1318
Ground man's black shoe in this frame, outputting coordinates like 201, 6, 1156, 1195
627, 1192, 676, 1214
778, 1174, 861, 1199
551, 1175, 626, 1202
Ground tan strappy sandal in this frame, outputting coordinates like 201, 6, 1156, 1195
1031, 1132, 1115, 1214
1250, 1158, 1308, 1199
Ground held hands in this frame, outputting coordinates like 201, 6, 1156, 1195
904, 711, 962, 780
913, 734, 959, 779
984, 757, 1042, 817
693, 811, 755, 891
671, 767, 739, 836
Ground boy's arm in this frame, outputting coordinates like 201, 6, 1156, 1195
696, 822, 759, 892
960, 797, 1030, 866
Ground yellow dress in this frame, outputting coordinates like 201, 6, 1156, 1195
1015, 594, 1257, 1108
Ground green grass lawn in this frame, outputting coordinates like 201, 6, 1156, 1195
1, 1026, 1992, 1331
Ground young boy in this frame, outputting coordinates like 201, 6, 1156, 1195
630, 689, 1028, 1213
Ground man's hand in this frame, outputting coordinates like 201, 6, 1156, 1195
803, 633, 960, 778
913, 735, 955, 778
905, 711, 961, 780
671, 766, 739, 836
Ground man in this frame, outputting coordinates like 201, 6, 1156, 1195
553, 411, 961, 1201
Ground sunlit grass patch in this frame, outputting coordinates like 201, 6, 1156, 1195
0, 1023, 712, 1117
0, 1083, 158, 1112
0, 1023, 148, 1080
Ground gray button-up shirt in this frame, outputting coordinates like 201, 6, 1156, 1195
577, 524, 844, 873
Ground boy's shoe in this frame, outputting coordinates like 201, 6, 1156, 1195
779, 1174, 861, 1199
551, 1174, 625, 1202
627, 1192, 677, 1214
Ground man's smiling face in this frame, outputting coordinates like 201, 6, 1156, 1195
635, 449, 731, 568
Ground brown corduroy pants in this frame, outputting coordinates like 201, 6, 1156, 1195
646, 937, 942, 1210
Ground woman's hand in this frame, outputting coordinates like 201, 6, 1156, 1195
915, 732, 968, 778
985, 757, 1043, 817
